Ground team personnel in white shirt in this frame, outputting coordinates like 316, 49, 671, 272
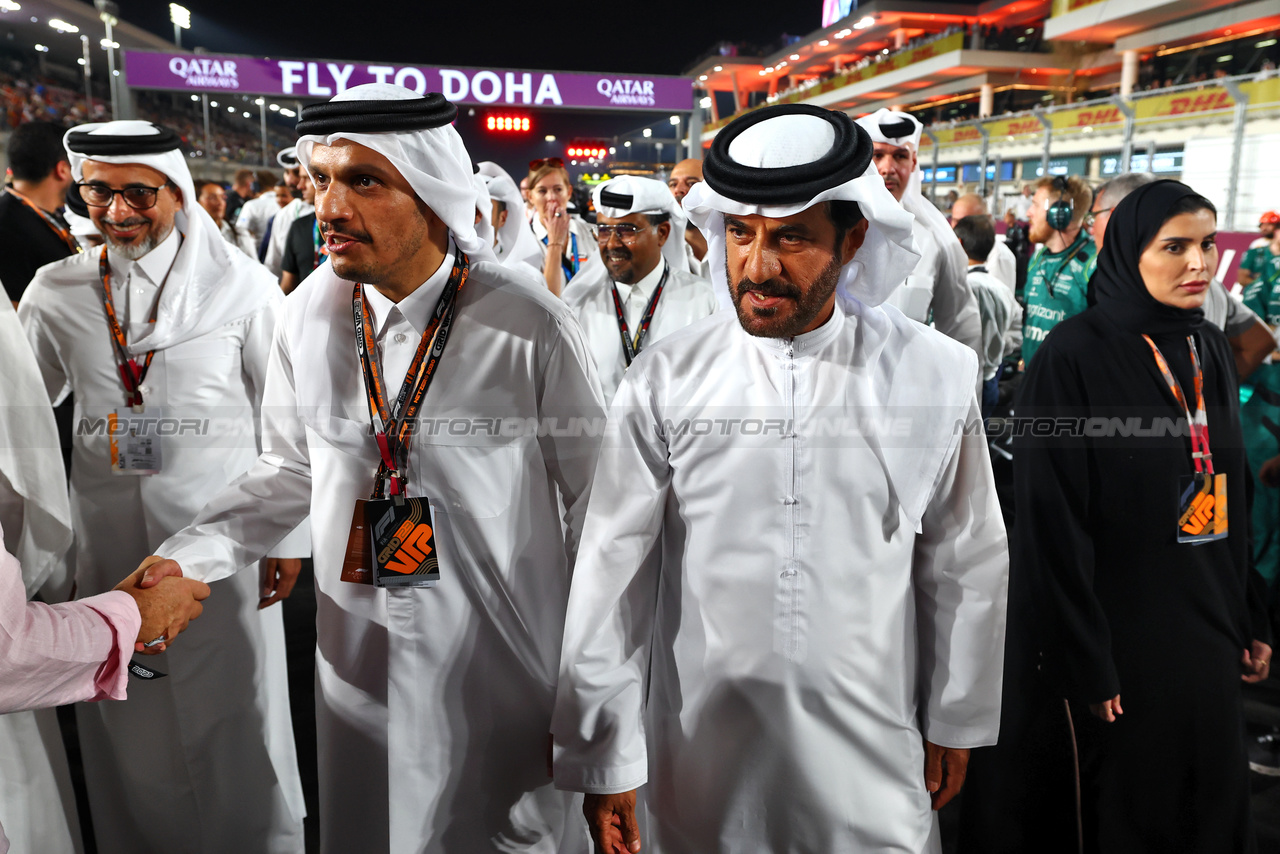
554, 103, 1008, 854
950, 192, 1017, 293
562, 176, 718, 402
17, 120, 307, 854
147, 84, 604, 853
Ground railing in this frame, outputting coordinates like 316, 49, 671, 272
921, 74, 1280, 150
702, 31, 967, 133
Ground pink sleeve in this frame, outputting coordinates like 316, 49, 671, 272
0, 545, 141, 714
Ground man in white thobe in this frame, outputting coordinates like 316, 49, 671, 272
17, 120, 307, 854
148, 84, 603, 853
856, 110, 983, 380
562, 176, 718, 402
477, 161, 545, 279
553, 104, 1008, 854
264, 168, 315, 278
0, 293, 81, 854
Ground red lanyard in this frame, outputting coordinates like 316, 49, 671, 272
7, 187, 81, 255
98, 247, 160, 410
1142, 334, 1213, 474
610, 264, 668, 367
354, 253, 469, 499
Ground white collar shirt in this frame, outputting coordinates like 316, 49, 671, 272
109, 228, 180, 342
359, 240, 455, 393
613, 259, 667, 332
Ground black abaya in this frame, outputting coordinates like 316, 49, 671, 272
1001, 181, 1271, 852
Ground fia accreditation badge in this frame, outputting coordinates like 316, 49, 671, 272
108, 407, 163, 475
366, 497, 440, 589
1177, 472, 1228, 544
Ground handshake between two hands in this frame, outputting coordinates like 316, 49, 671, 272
111, 556, 303, 654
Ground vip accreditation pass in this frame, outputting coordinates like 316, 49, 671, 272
109, 407, 164, 475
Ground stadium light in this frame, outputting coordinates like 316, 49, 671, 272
169, 3, 189, 47
0, 2, 20, 11
642, 128, 652, 137
669, 115, 680, 125
853, 15, 875, 29
48, 18, 78, 33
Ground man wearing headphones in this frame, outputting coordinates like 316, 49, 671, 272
1021, 174, 1095, 365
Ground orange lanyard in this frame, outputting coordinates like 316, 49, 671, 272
354, 253, 468, 499
1142, 334, 1213, 474
98, 247, 160, 410
7, 188, 80, 255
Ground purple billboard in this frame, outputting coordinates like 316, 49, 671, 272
123, 50, 693, 112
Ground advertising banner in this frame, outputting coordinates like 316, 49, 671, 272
124, 51, 693, 112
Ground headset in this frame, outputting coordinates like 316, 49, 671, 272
1043, 175, 1088, 297
1046, 175, 1075, 232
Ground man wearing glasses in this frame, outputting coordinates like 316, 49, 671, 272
16, 121, 308, 853
562, 175, 717, 402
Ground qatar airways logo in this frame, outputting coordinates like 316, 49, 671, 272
597, 78, 656, 107
167, 56, 240, 89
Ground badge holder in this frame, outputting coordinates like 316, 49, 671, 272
367, 496, 439, 588
1177, 471, 1228, 544
109, 407, 163, 475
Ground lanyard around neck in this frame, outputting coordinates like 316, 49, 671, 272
1142, 333, 1213, 474
610, 264, 669, 367
9, 187, 80, 255
353, 253, 469, 499
98, 247, 162, 410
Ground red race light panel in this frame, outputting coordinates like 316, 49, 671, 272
567, 146, 608, 158
486, 115, 530, 132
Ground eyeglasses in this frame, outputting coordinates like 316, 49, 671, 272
595, 223, 654, 245
1084, 206, 1114, 229
76, 181, 171, 211
529, 157, 564, 171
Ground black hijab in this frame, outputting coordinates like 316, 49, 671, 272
1091, 179, 1213, 335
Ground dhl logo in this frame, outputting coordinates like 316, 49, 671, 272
1073, 108, 1120, 126
1160, 92, 1232, 117
953, 127, 982, 141
379, 519, 435, 575
1005, 119, 1040, 135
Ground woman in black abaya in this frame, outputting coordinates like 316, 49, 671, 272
1014, 180, 1272, 852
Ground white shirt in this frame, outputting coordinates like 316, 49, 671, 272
563, 261, 719, 403
553, 301, 1008, 853
263, 199, 314, 277
234, 192, 280, 248
157, 254, 605, 852
17, 231, 307, 852
360, 244, 454, 389
987, 236, 1018, 293
968, 266, 1019, 380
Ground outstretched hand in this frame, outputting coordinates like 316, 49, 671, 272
115, 556, 209, 654
583, 790, 641, 853
923, 740, 969, 811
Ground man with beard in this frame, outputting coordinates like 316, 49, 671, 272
146, 84, 604, 852
553, 104, 1008, 854
562, 175, 717, 402
1020, 174, 1094, 365
855, 110, 983, 381
17, 120, 308, 853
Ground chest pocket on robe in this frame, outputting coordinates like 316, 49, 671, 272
161, 337, 241, 406
413, 437, 518, 519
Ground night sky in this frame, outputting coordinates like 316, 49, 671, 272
110, 1, 824, 76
